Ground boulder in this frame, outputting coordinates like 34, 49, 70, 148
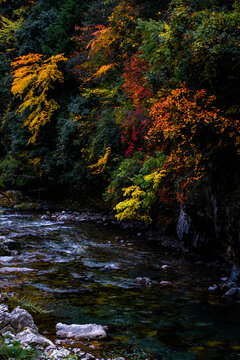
10, 307, 38, 333
56, 323, 107, 340
16, 327, 55, 350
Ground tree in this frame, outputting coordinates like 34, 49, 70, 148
11, 53, 67, 144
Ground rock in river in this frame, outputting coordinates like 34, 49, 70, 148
0, 267, 37, 273
159, 281, 174, 286
133, 277, 151, 286
103, 264, 120, 271
56, 323, 107, 340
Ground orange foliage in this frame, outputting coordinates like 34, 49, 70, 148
147, 84, 240, 202
86, 1, 138, 64
11, 53, 67, 143
72, 1, 139, 85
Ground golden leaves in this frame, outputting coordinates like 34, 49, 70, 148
11, 53, 67, 144
88, 147, 111, 174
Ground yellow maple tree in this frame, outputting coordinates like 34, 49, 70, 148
11, 53, 67, 144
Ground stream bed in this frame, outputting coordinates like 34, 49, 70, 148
0, 209, 240, 359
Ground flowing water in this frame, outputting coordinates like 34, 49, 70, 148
0, 210, 240, 359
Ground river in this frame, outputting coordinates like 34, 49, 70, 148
0, 209, 239, 359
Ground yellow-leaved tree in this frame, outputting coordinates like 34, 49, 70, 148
11, 53, 67, 143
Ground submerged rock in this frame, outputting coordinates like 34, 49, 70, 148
133, 277, 151, 286
56, 323, 107, 340
103, 264, 120, 271
159, 281, 174, 286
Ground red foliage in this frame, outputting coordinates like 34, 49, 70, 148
123, 54, 152, 108
120, 109, 148, 157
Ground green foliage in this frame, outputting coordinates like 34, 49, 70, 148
114, 152, 167, 222
0, 155, 35, 187
89, 109, 121, 161
139, 3, 240, 113
104, 152, 143, 204
0, 54, 11, 113
0, 12, 24, 47
0, 336, 38, 360
41, 0, 85, 56
16, 8, 58, 55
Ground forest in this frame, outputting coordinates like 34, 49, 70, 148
0, 0, 240, 359
0, 0, 240, 235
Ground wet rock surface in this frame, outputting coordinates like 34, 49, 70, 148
0, 267, 37, 273
56, 323, 107, 340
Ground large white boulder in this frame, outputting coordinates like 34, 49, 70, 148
56, 323, 107, 340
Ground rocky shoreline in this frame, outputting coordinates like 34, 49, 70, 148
0, 303, 124, 360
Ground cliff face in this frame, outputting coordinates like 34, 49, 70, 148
177, 184, 240, 281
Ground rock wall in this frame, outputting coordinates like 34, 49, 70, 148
177, 184, 240, 282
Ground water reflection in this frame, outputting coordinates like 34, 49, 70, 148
0, 210, 239, 359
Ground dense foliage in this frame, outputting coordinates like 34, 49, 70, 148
0, 0, 240, 227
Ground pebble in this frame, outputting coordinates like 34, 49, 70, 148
208, 284, 218, 291
161, 265, 169, 270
